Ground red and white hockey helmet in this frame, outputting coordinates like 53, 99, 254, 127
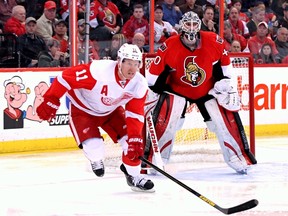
179, 11, 201, 41
118, 43, 143, 67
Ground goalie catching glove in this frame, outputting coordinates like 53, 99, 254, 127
208, 79, 240, 111
36, 96, 60, 121
127, 137, 144, 161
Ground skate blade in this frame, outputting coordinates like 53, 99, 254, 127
130, 186, 155, 193
237, 169, 248, 175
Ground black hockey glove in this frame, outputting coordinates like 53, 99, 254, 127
149, 65, 172, 94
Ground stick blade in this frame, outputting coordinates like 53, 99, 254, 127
225, 199, 258, 215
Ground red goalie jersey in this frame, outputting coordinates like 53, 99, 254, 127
148, 31, 231, 100
145, 29, 257, 174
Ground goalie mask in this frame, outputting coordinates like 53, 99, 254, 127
118, 43, 143, 68
179, 11, 201, 42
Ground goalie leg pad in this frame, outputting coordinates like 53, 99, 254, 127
144, 93, 186, 166
144, 89, 159, 117
204, 99, 252, 173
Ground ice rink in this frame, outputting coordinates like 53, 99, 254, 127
0, 137, 288, 216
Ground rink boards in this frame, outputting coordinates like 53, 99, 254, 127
0, 66, 288, 153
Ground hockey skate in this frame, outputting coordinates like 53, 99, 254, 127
120, 164, 155, 193
91, 160, 105, 177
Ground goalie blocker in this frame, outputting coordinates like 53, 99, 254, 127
143, 89, 257, 174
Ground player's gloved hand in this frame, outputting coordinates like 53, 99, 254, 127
36, 96, 60, 121
208, 79, 240, 111
127, 137, 144, 161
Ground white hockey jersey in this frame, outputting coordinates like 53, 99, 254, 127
44, 60, 148, 133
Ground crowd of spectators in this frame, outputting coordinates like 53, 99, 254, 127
0, 0, 288, 68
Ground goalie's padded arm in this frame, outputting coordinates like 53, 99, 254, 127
149, 65, 172, 94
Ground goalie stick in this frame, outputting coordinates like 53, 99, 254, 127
139, 156, 258, 215
233, 112, 257, 164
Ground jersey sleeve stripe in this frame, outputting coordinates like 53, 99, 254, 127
125, 111, 144, 123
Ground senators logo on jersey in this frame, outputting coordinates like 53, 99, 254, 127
181, 56, 205, 87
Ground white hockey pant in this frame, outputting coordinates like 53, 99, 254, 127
205, 99, 249, 173
82, 138, 105, 162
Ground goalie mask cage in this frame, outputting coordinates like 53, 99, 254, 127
101, 53, 255, 168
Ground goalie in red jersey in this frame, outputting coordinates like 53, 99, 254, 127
146, 11, 257, 174
36, 43, 154, 192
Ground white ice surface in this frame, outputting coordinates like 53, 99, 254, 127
0, 137, 287, 216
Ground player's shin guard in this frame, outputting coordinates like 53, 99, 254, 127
204, 99, 256, 174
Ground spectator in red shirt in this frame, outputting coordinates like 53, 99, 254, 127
59, 0, 85, 22
4, 5, 26, 36
223, 20, 248, 52
89, 0, 122, 42
89, 0, 122, 59
53, 19, 69, 53
248, 21, 279, 59
121, 4, 149, 45
227, 6, 250, 39
232, 0, 250, 23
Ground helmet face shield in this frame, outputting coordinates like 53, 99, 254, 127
180, 12, 201, 41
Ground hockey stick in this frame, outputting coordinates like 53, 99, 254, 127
139, 156, 258, 215
146, 112, 164, 169
233, 112, 257, 164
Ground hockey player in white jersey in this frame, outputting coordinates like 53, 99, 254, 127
36, 43, 154, 192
